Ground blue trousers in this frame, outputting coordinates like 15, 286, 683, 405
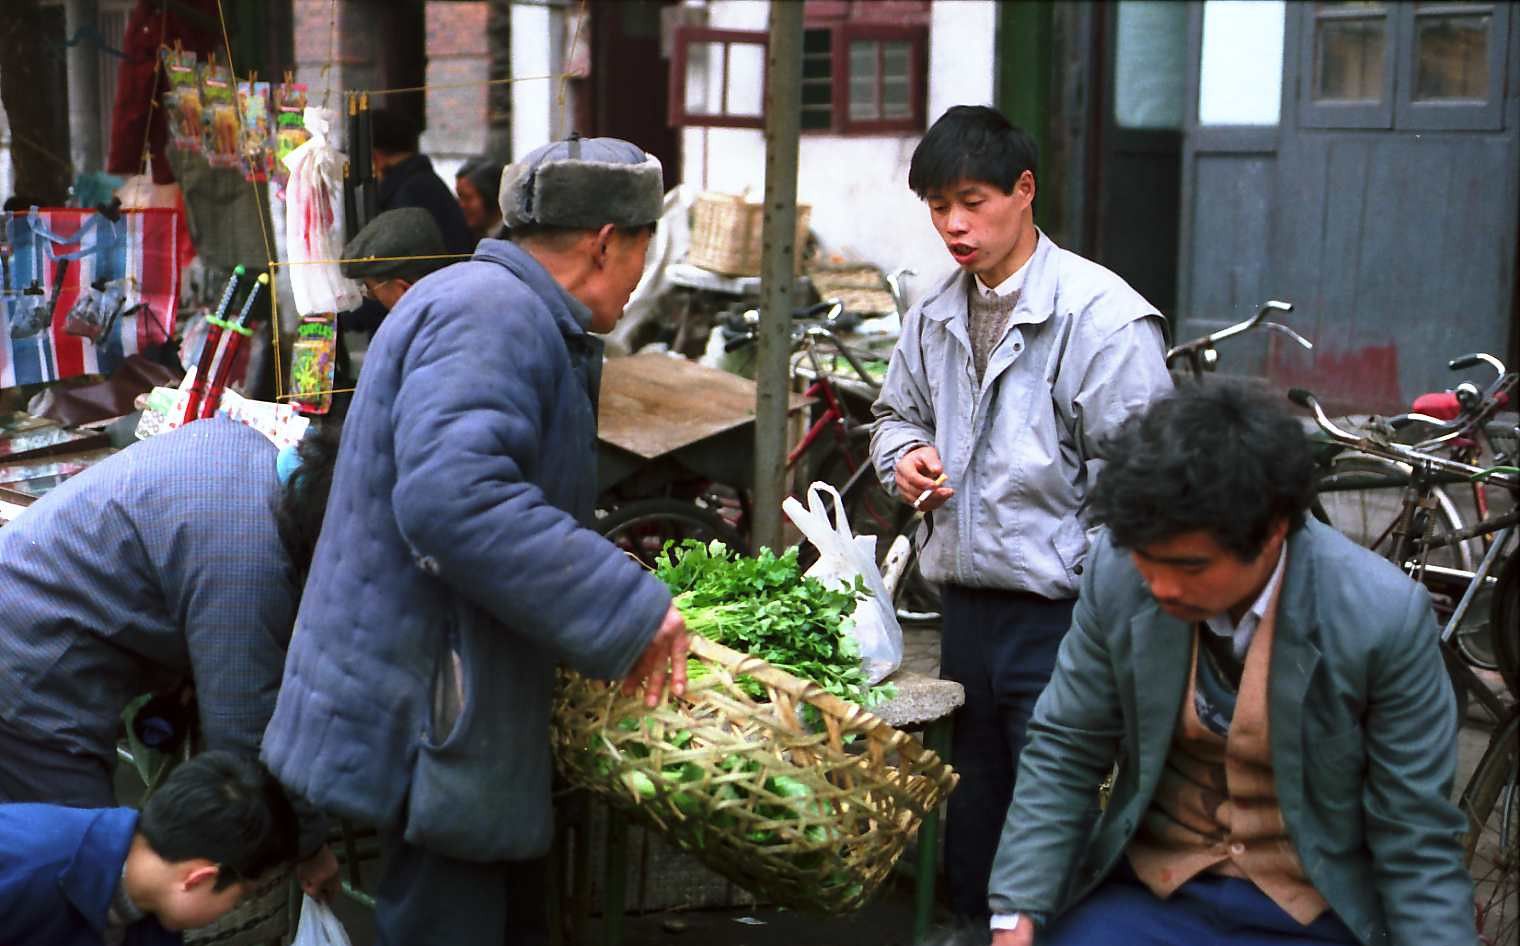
1046, 865, 1359, 946
375, 833, 550, 946
939, 584, 1074, 920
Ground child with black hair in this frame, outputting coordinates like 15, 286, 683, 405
0, 751, 298, 946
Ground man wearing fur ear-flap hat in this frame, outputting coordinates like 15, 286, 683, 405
261, 134, 687, 946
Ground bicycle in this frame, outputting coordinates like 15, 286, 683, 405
1292, 387, 1518, 944
1308, 355, 1517, 673
715, 299, 942, 618
595, 299, 893, 568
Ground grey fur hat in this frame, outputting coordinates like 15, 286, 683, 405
341, 207, 449, 283
499, 135, 664, 231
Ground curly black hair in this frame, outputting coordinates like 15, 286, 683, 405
1087, 379, 1316, 560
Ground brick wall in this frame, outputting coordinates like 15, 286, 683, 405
289, 0, 490, 165
422, 1, 489, 160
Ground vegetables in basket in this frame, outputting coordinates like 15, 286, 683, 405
654, 539, 895, 708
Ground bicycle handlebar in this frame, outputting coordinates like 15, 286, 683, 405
1449, 352, 1504, 377
1165, 300, 1307, 376
1290, 387, 1519, 488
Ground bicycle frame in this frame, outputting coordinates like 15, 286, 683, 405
1295, 387, 1518, 721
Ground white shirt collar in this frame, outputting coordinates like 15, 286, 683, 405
1203, 542, 1287, 659
973, 233, 1039, 298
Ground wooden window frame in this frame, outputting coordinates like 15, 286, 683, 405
828, 22, 929, 135
1297, 2, 1510, 132
1298, 3, 1397, 130
667, 27, 769, 130
1394, 1, 1508, 131
668, 21, 927, 135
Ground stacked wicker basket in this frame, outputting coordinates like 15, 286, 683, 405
552, 635, 957, 913
687, 192, 812, 277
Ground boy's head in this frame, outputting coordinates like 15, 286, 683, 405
132, 751, 298, 930
908, 105, 1039, 286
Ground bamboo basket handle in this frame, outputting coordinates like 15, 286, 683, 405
686, 634, 932, 759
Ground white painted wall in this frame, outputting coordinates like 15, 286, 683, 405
509, 1, 571, 163
927, 0, 998, 127
508, 0, 1001, 305
679, 0, 999, 305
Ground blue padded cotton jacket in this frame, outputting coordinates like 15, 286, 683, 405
262, 238, 671, 862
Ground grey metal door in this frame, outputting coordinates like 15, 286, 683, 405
1178, 0, 1520, 413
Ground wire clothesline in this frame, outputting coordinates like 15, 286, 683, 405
206, 0, 588, 403
267, 252, 475, 269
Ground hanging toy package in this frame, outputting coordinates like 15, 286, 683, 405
237, 79, 274, 183
282, 105, 354, 415
201, 55, 241, 169
161, 46, 203, 154
288, 315, 337, 415
272, 79, 310, 193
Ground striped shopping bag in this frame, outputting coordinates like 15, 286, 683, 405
0, 208, 180, 387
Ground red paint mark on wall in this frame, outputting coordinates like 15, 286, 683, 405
1268, 342, 1403, 415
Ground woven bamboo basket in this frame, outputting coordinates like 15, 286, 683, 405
552, 635, 957, 914
687, 192, 812, 277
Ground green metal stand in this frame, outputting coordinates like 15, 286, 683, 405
914, 715, 955, 944
602, 811, 628, 946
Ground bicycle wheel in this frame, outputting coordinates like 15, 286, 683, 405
1491, 550, 1520, 701
597, 498, 747, 570
1316, 455, 1492, 666
1461, 709, 1519, 945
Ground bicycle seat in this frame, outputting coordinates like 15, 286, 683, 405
1412, 391, 1462, 421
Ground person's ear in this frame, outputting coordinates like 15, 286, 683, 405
1017, 169, 1036, 207
395, 278, 413, 293
594, 223, 617, 267
180, 862, 222, 892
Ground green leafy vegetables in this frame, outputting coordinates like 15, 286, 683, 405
654, 539, 895, 708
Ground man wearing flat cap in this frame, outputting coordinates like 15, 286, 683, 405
340, 206, 450, 313
262, 135, 686, 946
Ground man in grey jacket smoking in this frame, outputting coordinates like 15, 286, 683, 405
871, 105, 1172, 932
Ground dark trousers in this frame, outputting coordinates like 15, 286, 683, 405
0, 721, 114, 806
375, 833, 550, 946
1046, 863, 1358, 945
938, 584, 1075, 921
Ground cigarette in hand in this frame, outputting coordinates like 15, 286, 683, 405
913, 473, 949, 511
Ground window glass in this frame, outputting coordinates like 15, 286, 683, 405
727, 42, 765, 116
848, 40, 879, 121
881, 40, 912, 119
683, 42, 724, 116
1414, 14, 1490, 100
1314, 17, 1386, 101
1113, 1, 1188, 129
1198, 1, 1285, 125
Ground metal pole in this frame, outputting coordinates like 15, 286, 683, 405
750, 0, 804, 553
64, 0, 102, 177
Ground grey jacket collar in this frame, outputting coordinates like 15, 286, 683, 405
919, 228, 1059, 332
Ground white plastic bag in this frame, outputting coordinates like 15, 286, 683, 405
292, 894, 353, 946
782, 482, 904, 684
283, 107, 361, 316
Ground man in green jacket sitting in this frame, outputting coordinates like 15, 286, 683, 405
987, 380, 1475, 946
